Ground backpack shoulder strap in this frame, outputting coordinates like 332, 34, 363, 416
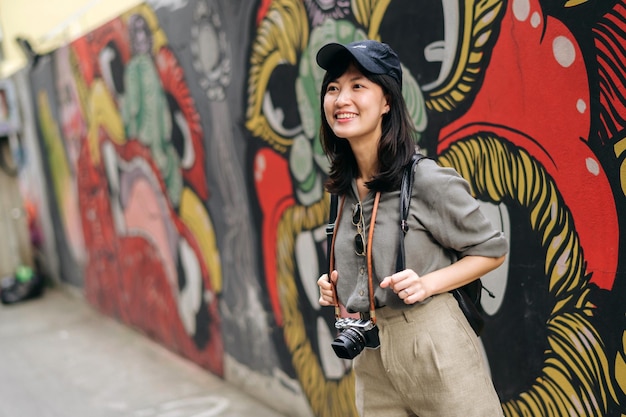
396, 153, 425, 272
394, 154, 491, 335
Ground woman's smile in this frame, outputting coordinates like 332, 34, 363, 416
335, 112, 358, 120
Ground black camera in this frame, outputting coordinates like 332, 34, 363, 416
331, 318, 380, 359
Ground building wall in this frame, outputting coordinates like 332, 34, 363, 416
14, 0, 626, 416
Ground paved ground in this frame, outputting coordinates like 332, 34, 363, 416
0, 286, 287, 417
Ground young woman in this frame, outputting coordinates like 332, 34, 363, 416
316, 39, 508, 417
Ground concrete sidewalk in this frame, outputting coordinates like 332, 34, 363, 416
0, 286, 286, 417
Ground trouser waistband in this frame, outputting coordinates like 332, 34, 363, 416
359, 294, 438, 323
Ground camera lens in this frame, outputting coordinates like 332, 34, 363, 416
331, 328, 367, 359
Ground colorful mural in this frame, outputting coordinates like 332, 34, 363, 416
35, 4, 223, 374
26, 0, 626, 416
246, 0, 626, 416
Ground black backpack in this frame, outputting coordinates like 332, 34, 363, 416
326, 153, 491, 336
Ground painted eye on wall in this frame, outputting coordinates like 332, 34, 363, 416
377, 0, 447, 89
99, 43, 126, 97
261, 63, 303, 139
376, 0, 504, 117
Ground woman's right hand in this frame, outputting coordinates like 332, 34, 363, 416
317, 270, 338, 306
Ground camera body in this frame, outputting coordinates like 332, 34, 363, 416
331, 317, 380, 359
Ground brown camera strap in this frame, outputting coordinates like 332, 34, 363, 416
329, 191, 381, 324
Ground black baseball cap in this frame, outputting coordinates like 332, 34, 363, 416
316, 40, 402, 86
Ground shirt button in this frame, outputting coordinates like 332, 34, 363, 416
359, 290, 364, 296
359, 267, 365, 275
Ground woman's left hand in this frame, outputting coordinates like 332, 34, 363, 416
381, 256, 506, 304
380, 269, 432, 304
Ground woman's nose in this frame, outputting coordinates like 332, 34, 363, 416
335, 89, 350, 105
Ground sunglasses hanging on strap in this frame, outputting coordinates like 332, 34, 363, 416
326, 192, 381, 324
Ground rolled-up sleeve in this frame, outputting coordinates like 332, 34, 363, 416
412, 160, 508, 259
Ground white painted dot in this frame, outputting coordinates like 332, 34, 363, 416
586, 157, 600, 176
513, 0, 531, 21
576, 99, 587, 114
530, 12, 541, 28
553, 36, 576, 68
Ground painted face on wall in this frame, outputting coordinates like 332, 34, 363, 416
38, 5, 225, 377
129, 14, 152, 56
247, 0, 626, 416
246, 4, 428, 416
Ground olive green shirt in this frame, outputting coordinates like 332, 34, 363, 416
333, 158, 508, 313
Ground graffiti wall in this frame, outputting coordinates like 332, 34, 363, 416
26, 0, 626, 416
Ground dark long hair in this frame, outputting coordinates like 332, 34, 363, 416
319, 60, 418, 195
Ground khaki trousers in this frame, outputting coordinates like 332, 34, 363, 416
353, 293, 504, 417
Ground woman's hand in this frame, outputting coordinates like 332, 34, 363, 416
381, 255, 506, 304
318, 270, 338, 306
380, 269, 431, 304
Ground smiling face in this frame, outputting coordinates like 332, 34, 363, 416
323, 63, 390, 151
